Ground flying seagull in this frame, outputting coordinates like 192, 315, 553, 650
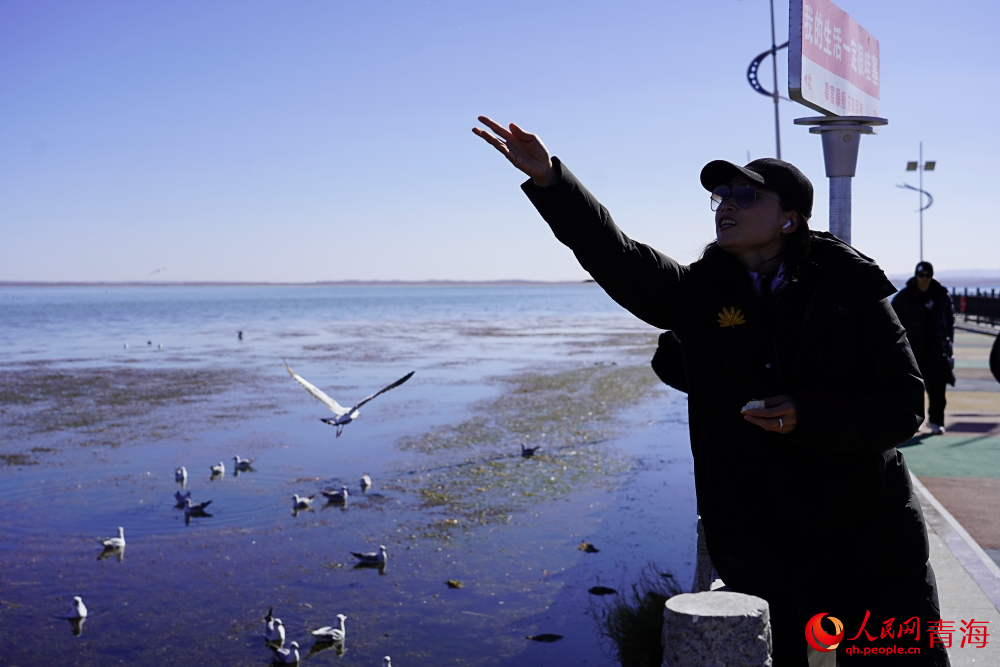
521, 444, 540, 458
174, 490, 192, 507
284, 362, 414, 437
309, 614, 347, 642
183, 497, 213, 516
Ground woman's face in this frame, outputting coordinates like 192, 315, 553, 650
714, 178, 796, 255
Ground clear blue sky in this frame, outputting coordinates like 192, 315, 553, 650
1, 0, 995, 282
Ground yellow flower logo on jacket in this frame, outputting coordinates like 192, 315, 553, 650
717, 307, 746, 328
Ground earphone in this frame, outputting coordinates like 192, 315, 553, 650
782, 220, 793, 229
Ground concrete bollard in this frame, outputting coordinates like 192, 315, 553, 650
662, 591, 772, 667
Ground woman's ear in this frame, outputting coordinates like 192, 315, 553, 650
780, 212, 801, 234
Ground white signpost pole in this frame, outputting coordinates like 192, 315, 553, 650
788, 0, 886, 246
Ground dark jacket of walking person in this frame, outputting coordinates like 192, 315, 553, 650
473, 117, 949, 666
892, 262, 955, 434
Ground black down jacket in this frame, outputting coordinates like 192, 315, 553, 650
522, 159, 928, 596
892, 277, 956, 385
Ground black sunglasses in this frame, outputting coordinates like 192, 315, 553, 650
710, 184, 785, 212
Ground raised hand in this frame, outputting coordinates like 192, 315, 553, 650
472, 116, 556, 187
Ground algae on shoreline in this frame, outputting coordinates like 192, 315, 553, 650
392, 363, 662, 530
0, 365, 276, 455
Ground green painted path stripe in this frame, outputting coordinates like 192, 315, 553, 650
900, 434, 1000, 479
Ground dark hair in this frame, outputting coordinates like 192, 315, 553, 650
702, 209, 812, 279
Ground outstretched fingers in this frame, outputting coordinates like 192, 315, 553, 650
478, 115, 513, 140
472, 127, 509, 155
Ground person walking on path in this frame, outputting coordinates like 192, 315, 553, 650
891, 262, 956, 435
472, 117, 948, 666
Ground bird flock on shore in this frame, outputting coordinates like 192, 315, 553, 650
63, 357, 553, 663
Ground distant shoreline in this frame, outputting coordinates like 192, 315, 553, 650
0, 279, 599, 288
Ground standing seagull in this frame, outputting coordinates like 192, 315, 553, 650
264, 608, 285, 646
292, 494, 315, 510
68, 596, 88, 619
309, 614, 347, 642
322, 486, 349, 503
284, 362, 414, 438
270, 640, 300, 664
350, 545, 387, 565
98, 527, 126, 549
175, 466, 187, 483
361, 473, 372, 492
233, 455, 255, 470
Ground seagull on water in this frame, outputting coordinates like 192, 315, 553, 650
233, 455, 255, 470
322, 486, 349, 503
270, 640, 300, 664
361, 473, 372, 491
98, 527, 126, 549
284, 362, 414, 437
293, 494, 315, 510
351, 545, 387, 565
309, 614, 347, 642
174, 490, 192, 507
175, 466, 187, 483
264, 607, 285, 645
68, 596, 87, 619
210, 461, 225, 476
183, 497, 213, 516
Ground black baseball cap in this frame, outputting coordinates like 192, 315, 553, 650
700, 158, 814, 220
915, 262, 934, 276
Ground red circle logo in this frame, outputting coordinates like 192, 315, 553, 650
805, 612, 845, 652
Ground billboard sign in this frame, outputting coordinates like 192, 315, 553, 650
789, 0, 881, 117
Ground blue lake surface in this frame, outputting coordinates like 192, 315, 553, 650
0, 285, 696, 666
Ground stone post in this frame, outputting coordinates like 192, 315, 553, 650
662, 591, 772, 667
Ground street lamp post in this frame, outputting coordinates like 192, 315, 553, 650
745, 0, 789, 159
898, 141, 936, 261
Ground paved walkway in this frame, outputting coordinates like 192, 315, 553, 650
904, 325, 1000, 665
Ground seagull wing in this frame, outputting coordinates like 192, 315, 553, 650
284, 362, 349, 416
349, 371, 415, 413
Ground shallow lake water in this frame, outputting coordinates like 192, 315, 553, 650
0, 285, 696, 666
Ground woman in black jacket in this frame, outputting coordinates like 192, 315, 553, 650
473, 117, 948, 666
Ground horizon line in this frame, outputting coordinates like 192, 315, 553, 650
0, 279, 599, 288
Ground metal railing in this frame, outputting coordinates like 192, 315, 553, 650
951, 288, 1000, 327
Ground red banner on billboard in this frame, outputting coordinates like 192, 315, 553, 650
789, 0, 881, 117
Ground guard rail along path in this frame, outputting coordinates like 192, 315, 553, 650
952, 288, 1000, 330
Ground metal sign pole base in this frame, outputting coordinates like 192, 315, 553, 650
793, 116, 888, 246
